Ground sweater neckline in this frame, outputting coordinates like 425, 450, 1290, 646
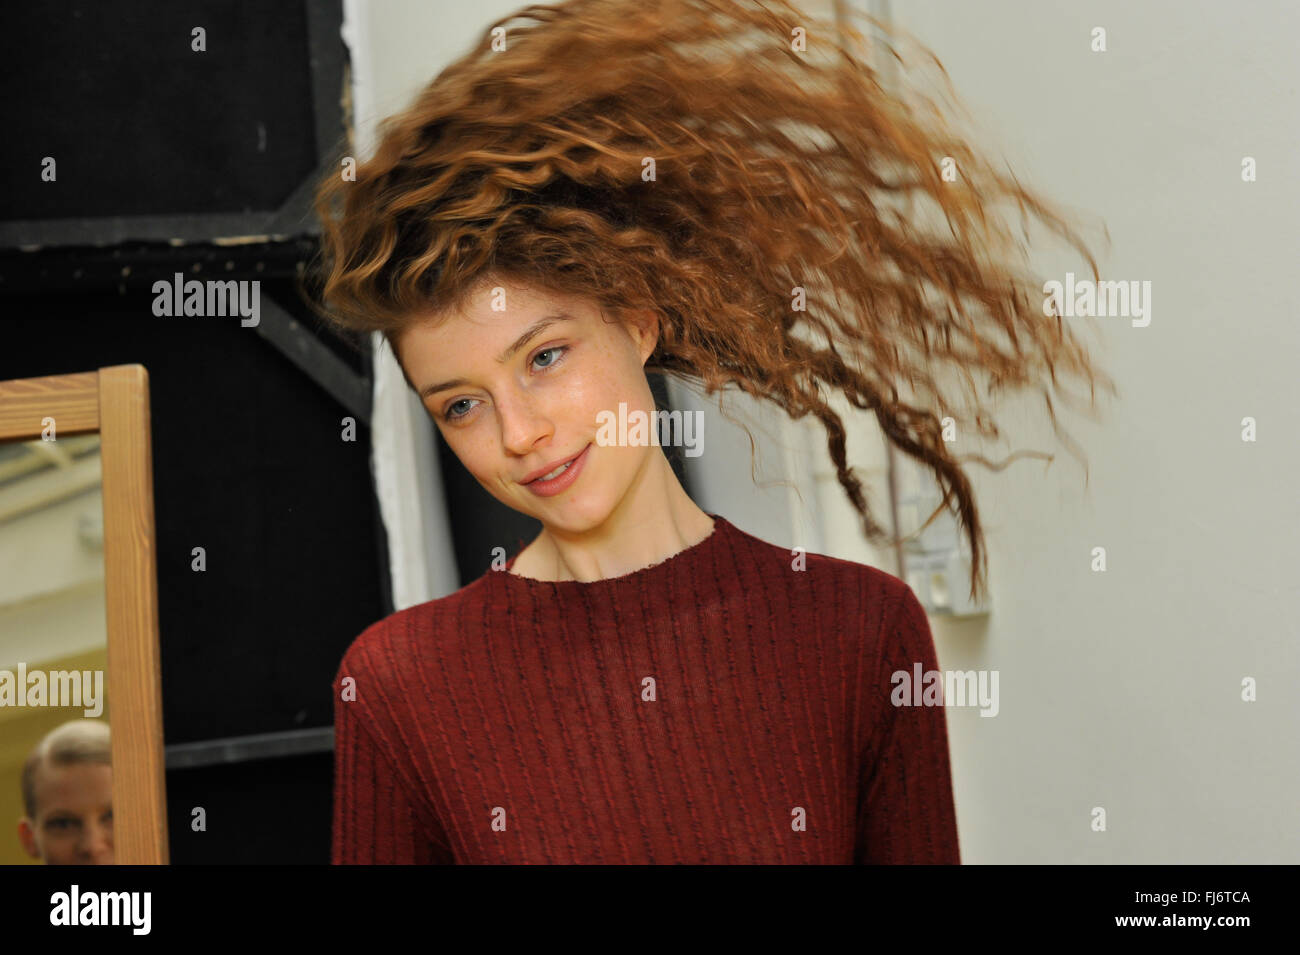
491, 512, 731, 593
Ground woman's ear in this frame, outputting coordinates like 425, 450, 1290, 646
622, 308, 660, 365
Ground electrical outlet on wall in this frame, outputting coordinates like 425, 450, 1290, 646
898, 468, 990, 618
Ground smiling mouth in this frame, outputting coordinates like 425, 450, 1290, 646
522, 445, 589, 487
533, 461, 573, 482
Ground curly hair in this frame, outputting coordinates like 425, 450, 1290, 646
311, 0, 1117, 603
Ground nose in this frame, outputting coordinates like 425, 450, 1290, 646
497, 389, 554, 458
83, 819, 113, 863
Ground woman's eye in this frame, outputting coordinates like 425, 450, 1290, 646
444, 398, 475, 421
442, 346, 569, 422
532, 345, 568, 370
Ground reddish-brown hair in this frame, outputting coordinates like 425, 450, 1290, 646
311, 0, 1116, 601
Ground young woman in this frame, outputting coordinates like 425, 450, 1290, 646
314, 0, 1110, 864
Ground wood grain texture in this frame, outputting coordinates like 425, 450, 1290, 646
98, 365, 169, 865
0, 365, 169, 864
0, 371, 100, 440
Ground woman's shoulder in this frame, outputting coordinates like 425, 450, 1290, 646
718, 525, 937, 708
334, 576, 494, 684
715, 518, 919, 652
722, 517, 908, 600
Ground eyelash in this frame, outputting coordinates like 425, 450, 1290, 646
442, 345, 570, 422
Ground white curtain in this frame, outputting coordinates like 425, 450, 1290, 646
343, 0, 463, 610
368, 337, 461, 610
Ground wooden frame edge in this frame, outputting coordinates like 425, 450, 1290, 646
98, 365, 170, 864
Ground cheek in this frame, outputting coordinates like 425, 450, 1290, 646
450, 433, 498, 482
567, 346, 653, 422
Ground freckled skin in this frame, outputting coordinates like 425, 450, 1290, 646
18, 763, 114, 865
395, 278, 712, 581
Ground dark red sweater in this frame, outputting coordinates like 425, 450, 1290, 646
331, 513, 960, 864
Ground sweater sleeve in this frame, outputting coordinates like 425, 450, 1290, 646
331, 656, 455, 865
854, 582, 961, 864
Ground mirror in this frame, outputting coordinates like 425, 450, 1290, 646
0, 366, 167, 865
0, 435, 113, 864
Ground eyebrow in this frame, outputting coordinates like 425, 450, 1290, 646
417, 313, 574, 400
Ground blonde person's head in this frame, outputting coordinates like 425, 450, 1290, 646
18, 719, 113, 865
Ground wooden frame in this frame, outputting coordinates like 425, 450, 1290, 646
0, 365, 168, 864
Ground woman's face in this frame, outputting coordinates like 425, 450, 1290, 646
395, 279, 660, 532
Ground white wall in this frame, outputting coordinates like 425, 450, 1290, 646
0, 455, 106, 666
877, 0, 1300, 862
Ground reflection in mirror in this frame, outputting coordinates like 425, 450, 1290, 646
0, 434, 113, 865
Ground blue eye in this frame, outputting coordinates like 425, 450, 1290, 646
444, 398, 475, 421
441, 345, 570, 422
532, 346, 567, 370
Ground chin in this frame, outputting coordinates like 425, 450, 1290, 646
536, 497, 608, 530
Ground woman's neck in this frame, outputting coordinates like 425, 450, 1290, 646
511, 451, 713, 583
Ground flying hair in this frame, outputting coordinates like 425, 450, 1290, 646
310, 0, 1118, 602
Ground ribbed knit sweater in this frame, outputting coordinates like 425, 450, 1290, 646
331, 513, 960, 864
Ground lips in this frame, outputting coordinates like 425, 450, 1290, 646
522, 443, 591, 497
523, 448, 584, 484
534, 460, 572, 482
